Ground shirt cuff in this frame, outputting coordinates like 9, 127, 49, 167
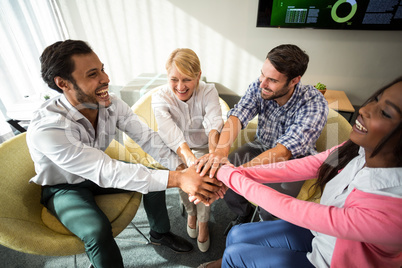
148, 169, 169, 192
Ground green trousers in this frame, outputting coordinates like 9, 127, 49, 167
41, 180, 171, 268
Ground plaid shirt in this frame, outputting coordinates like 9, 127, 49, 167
228, 78, 328, 157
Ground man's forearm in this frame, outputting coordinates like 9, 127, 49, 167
215, 116, 241, 154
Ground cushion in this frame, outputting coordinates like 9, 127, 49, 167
296, 179, 321, 203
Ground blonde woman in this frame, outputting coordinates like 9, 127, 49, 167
152, 48, 224, 252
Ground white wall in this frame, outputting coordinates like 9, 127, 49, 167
58, 0, 402, 106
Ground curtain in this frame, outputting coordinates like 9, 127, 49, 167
0, 0, 67, 142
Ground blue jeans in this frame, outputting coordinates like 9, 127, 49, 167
222, 220, 315, 268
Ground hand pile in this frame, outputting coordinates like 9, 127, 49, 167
185, 151, 233, 205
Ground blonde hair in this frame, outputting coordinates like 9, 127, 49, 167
166, 48, 201, 79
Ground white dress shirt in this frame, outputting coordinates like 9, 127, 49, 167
27, 94, 182, 194
152, 81, 224, 153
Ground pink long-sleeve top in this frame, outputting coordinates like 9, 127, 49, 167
217, 146, 402, 268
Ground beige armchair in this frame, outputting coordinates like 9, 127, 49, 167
0, 133, 142, 258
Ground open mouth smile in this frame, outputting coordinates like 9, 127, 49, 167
354, 117, 368, 133
176, 88, 189, 95
96, 88, 109, 99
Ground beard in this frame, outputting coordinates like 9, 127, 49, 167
72, 81, 109, 109
260, 81, 291, 100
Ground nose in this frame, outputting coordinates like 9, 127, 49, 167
101, 71, 110, 84
359, 101, 372, 118
177, 81, 186, 90
260, 77, 269, 89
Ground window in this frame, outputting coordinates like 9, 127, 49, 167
0, 0, 67, 121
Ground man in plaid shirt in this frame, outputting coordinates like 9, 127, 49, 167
197, 44, 328, 233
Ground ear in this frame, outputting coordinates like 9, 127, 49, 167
290, 76, 301, 87
54, 76, 70, 92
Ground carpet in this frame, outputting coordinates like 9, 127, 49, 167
0, 188, 236, 268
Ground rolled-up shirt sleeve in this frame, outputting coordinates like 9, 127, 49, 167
116, 97, 183, 170
227, 78, 260, 129
28, 122, 168, 193
27, 94, 180, 193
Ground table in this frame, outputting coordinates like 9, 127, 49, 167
324, 89, 355, 122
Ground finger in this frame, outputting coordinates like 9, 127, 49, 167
197, 186, 222, 199
222, 185, 228, 194
216, 188, 225, 199
195, 153, 209, 165
209, 156, 224, 177
199, 159, 214, 176
226, 163, 235, 168
196, 158, 208, 173
192, 193, 210, 205
209, 156, 231, 177
188, 195, 197, 202
202, 176, 223, 187
193, 198, 201, 205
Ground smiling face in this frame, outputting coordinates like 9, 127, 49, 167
168, 65, 200, 102
259, 59, 300, 106
62, 52, 111, 109
350, 81, 402, 167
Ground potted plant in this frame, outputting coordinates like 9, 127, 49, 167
315, 82, 327, 95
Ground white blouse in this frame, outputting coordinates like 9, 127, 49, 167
308, 147, 402, 267
152, 81, 224, 153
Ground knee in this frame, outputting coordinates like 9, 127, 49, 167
222, 243, 247, 268
226, 224, 247, 246
81, 221, 113, 244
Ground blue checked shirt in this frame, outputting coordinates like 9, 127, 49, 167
228, 78, 328, 157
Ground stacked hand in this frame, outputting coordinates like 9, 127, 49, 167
185, 151, 233, 205
176, 165, 224, 206
195, 151, 230, 178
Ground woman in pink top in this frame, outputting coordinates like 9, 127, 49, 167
199, 77, 402, 268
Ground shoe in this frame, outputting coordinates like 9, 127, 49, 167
187, 223, 198, 239
150, 231, 193, 253
223, 212, 253, 236
197, 236, 210, 252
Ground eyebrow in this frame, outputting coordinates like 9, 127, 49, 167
260, 70, 279, 82
386, 100, 402, 115
85, 64, 104, 75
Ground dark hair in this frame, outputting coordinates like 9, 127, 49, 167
314, 76, 402, 195
266, 44, 309, 83
40, 40, 93, 93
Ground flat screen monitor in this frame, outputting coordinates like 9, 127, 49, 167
257, 0, 402, 30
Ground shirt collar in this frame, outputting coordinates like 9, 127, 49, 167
58, 94, 116, 121
281, 82, 302, 110
59, 94, 85, 121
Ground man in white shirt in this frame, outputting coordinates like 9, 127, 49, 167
27, 40, 222, 268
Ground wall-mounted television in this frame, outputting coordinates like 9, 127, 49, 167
257, 0, 402, 30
